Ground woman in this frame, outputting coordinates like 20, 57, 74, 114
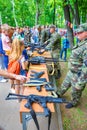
8, 38, 26, 94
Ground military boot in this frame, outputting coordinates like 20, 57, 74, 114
55, 70, 61, 79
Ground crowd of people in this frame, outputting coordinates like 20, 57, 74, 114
0, 23, 87, 109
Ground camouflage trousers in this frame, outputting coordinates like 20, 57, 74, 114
57, 70, 86, 106
47, 49, 61, 76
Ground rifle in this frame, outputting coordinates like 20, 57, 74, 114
6, 93, 68, 116
28, 56, 59, 65
27, 43, 41, 52
13, 78, 54, 92
6, 93, 68, 130
23, 78, 55, 91
25, 41, 50, 53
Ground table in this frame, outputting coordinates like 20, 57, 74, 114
20, 51, 55, 130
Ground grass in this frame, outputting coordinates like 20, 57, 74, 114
63, 116, 71, 130
58, 53, 87, 130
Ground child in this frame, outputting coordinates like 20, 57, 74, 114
9, 38, 26, 95
60, 33, 69, 61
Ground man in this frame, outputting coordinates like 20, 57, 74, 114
40, 26, 50, 45
56, 23, 87, 108
40, 25, 61, 78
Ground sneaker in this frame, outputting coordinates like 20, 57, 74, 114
0, 79, 8, 83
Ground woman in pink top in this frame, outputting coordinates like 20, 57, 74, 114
1, 25, 13, 69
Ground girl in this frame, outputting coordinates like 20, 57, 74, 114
9, 38, 26, 95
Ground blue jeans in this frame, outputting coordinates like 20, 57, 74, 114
4, 55, 9, 69
0, 55, 5, 80
60, 47, 67, 61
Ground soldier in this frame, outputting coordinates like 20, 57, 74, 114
40, 26, 50, 45
24, 26, 31, 46
40, 25, 61, 78
56, 23, 87, 108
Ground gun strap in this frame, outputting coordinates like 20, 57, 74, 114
30, 110, 40, 130
48, 111, 51, 130
30, 109, 52, 130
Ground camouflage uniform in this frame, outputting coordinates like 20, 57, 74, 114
24, 30, 31, 45
40, 28, 50, 44
58, 39, 87, 106
45, 31, 61, 78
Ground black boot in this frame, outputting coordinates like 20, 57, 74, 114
57, 70, 61, 79
65, 102, 74, 109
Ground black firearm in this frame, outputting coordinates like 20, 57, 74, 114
30, 70, 44, 78
23, 78, 55, 92
6, 93, 68, 117
28, 56, 59, 65
26, 41, 50, 53
27, 43, 41, 52
6, 93, 68, 130
13, 78, 54, 91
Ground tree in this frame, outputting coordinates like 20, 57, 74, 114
63, 0, 74, 48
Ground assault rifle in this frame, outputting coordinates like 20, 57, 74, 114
6, 93, 68, 116
26, 41, 50, 53
27, 43, 41, 52
28, 56, 59, 65
23, 78, 55, 91
13, 78, 54, 92
6, 93, 68, 130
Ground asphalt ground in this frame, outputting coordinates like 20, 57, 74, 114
0, 81, 59, 130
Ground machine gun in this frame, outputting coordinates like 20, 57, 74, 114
28, 56, 59, 65
6, 93, 68, 130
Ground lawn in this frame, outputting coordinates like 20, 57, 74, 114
57, 51, 87, 130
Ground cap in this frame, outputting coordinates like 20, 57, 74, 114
76, 23, 87, 33
76, 27, 84, 33
80, 23, 87, 31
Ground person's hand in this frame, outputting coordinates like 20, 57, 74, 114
15, 75, 27, 82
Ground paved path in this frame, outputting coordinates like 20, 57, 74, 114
0, 81, 59, 130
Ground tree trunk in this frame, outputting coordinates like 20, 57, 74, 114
35, 1, 39, 25
74, 0, 80, 26
63, 0, 74, 49
53, 0, 56, 25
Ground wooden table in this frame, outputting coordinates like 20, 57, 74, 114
20, 51, 55, 130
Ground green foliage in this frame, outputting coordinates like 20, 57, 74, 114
0, 0, 87, 27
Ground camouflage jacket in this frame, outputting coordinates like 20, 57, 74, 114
40, 29, 50, 44
68, 39, 87, 73
45, 32, 61, 50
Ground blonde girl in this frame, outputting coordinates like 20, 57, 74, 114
9, 38, 26, 95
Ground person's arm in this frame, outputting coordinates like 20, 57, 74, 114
0, 69, 27, 81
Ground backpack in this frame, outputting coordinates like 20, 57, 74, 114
8, 60, 20, 75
